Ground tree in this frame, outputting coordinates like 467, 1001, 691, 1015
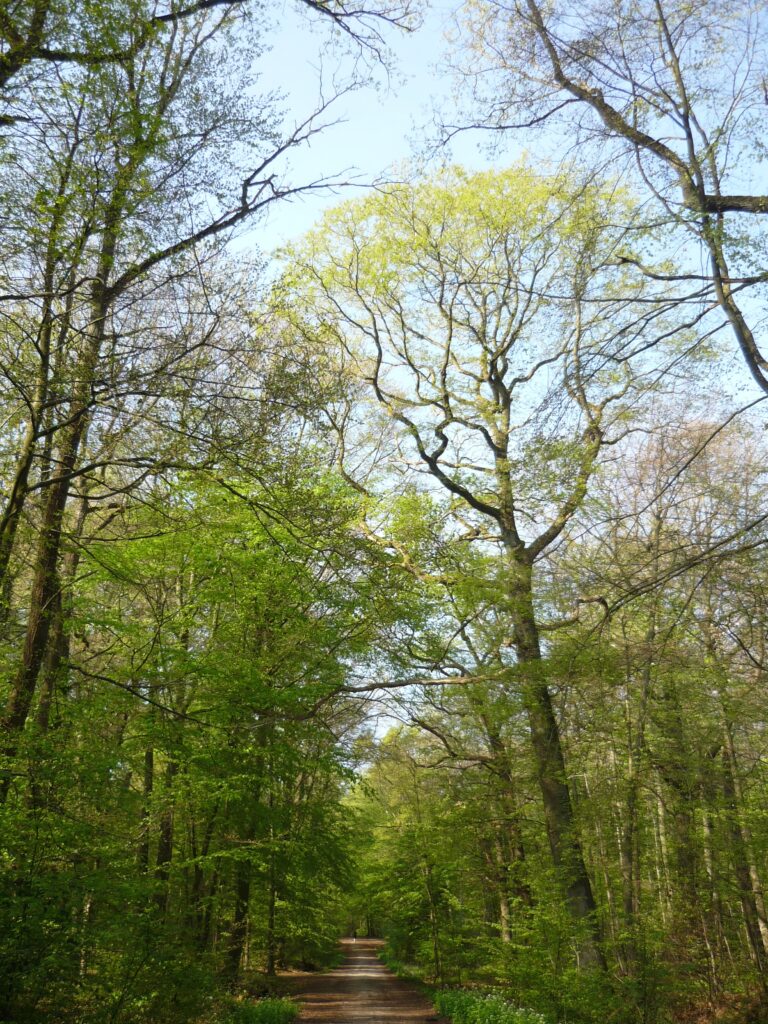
349, 412, 768, 1021
0, 435, 418, 1017
0, 0, 414, 799
282, 163, 683, 967
543, 415, 768, 1006
0, 0, 415, 114
452, 0, 768, 393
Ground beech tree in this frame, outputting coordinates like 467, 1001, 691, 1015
346, 415, 768, 1020
452, 1, 768, 394
0, 0, 414, 799
283, 163, 686, 967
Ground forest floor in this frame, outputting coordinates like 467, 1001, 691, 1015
287, 939, 440, 1023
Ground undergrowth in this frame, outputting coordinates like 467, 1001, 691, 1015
221, 997, 298, 1024
434, 990, 549, 1024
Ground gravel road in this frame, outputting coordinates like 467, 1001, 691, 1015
292, 939, 440, 1024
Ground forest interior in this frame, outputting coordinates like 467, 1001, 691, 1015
1, 1, 768, 1023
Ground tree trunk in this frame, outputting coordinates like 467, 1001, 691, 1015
191, 804, 219, 945
618, 616, 656, 969
473, 699, 534, 925
0, 258, 108, 801
139, 747, 154, 873
228, 861, 251, 982
492, 835, 513, 943
421, 854, 443, 984
723, 722, 768, 958
266, 846, 277, 976
155, 759, 179, 915
722, 743, 768, 980
201, 870, 220, 952
507, 554, 605, 968
35, 493, 88, 735
0, 147, 83, 601
654, 679, 700, 927
0, 472, 69, 801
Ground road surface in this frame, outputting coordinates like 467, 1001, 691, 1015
293, 939, 439, 1023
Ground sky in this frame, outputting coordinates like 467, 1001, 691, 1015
241, 0, 765, 412
250, 0, 497, 252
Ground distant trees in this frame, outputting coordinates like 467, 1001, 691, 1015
350, 417, 768, 1020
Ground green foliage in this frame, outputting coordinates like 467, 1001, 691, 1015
434, 990, 548, 1024
3, 6, 768, 1017
223, 998, 298, 1024
0, 465, 422, 1020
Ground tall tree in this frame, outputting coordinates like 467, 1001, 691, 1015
283, 164, 683, 966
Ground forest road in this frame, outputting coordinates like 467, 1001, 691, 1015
291, 939, 440, 1024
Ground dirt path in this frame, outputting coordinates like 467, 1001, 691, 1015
291, 939, 439, 1023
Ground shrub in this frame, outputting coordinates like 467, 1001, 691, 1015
434, 989, 549, 1024
224, 997, 298, 1024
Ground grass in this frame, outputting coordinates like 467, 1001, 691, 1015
222, 997, 298, 1024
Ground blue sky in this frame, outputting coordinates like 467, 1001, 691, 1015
251, 0, 497, 252
243, 2, 764, 412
